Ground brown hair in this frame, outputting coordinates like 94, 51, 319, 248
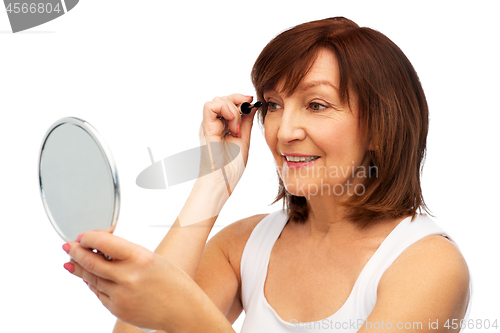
251, 17, 432, 228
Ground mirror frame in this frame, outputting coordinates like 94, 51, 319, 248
38, 117, 121, 243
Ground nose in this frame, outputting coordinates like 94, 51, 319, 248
277, 109, 306, 144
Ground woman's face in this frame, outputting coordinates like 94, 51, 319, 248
263, 48, 374, 200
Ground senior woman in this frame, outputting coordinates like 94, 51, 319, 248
62, 17, 471, 333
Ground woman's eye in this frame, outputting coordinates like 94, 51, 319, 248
309, 102, 327, 111
267, 101, 281, 111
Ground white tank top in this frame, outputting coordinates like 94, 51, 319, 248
240, 210, 472, 332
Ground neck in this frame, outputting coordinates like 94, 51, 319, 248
296, 194, 409, 248
301, 195, 360, 242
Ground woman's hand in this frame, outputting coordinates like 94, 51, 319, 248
198, 94, 258, 187
62, 230, 234, 332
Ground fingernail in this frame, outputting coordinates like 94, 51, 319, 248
237, 123, 241, 138
62, 243, 70, 254
64, 262, 75, 273
244, 95, 253, 98
76, 234, 82, 242
83, 280, 88, 285
229, 110, 235, 119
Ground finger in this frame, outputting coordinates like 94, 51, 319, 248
201, 102, 233, 141
69, 259, 116, 296
79, 230, 137, 261
107, 223, 117, 233
67, 241, 117, 280
219, 98, 241, 138
225, 93, 254, 107
226, 94, 254, 137
226, 94, 255, 139
87, 281, 112, 307
203, 97, 236, 125
202, 95, 253, 140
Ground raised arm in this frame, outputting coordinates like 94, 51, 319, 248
112, 94, 258, 332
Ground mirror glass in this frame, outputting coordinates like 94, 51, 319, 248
39, 117, 120, 243
38, 117, 156, 332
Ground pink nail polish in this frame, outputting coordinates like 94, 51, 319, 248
62, 243, 70, 254
64, 262, 75, 273
76, 234, 82, 242
229, 110, 235, 118
83, 280, 88, 285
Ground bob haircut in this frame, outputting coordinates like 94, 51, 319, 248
251, 17, 431, 229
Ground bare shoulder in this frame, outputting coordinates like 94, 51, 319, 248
213, 213, 270, 256
370, 234, 471, 330
381, 234, 470, 283
211, 214, 270, 281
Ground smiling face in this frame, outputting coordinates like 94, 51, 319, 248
263, 48, 374, 201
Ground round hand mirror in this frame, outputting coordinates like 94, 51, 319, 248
38, 117, 155, 332
38, 117, 120, 244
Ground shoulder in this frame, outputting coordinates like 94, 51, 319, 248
210, 213, 270, 281
213, 213, 270, 257
367, 235, 470, 331
380, 234, 470, 289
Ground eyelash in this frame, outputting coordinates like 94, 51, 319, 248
266, 101, 328, 112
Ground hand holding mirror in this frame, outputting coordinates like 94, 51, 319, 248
38, 117, 154, 332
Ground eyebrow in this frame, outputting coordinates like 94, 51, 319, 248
296, 80, 339, 92
263, 80, 340, 98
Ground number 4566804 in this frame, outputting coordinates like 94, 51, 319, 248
6, 2, 62, 14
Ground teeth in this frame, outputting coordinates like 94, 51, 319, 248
285, 156, 319, 162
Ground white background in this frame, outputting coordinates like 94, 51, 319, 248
1, 1, 498, 332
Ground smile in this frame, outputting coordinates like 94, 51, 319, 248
284, 156, 321, 168
285, 156, 319, 162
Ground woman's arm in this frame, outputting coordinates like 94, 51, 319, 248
357, 235, 470, 333
112, 166, 232, 333
152, 93, 256, 278
194, 214, 269, 323
111, 94, 258, 332
66, 230, 237, 333
111, 212, 266, 333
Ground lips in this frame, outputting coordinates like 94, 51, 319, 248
281, 153, 318, 157
283, 156, 321, 169
284, 156, 320, 162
